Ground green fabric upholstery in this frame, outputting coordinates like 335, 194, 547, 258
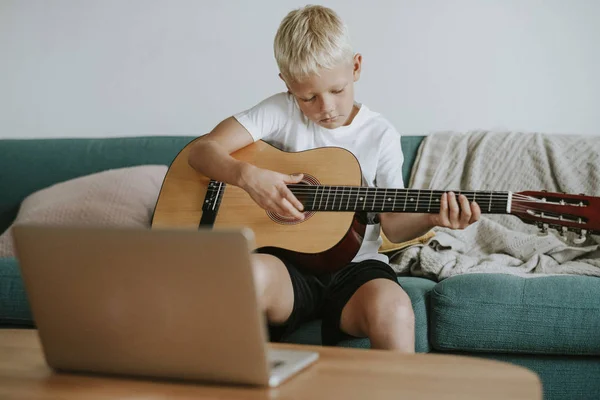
282, 276, 436, 353
458, 352, 600, 400
430, 273, 600, 355
0, 258, 33, 327
398, 136, 424, 186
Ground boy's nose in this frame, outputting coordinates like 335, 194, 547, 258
319, 96, 335, 113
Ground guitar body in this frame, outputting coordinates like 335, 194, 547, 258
152, 140, 367, 272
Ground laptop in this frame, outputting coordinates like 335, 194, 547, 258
12, 223, 319, 387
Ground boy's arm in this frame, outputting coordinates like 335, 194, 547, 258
380, 192, 481, 243
188, 117, 254, 186
188, 117, 305, 219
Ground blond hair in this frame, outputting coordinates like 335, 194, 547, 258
274, 5, 354, 82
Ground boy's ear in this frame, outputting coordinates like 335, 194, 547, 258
352, 53, 362, 82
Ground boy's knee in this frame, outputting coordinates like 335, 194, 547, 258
365, 285, 414, 335
250, 254, 295, 324
250, 254, 274, 299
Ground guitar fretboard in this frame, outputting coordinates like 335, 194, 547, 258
288, 185, 510, 214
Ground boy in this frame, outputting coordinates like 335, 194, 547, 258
188, 5, 480, 353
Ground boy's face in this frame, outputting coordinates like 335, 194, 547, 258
281, 54, 362, 129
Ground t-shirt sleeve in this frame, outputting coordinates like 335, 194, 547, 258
375, 129, 405, 189
233, 93, 290, 142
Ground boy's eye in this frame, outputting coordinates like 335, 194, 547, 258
333, 88, 344, 94
301, 97, 316, 103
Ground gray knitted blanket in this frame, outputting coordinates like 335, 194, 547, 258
389, 131, 600, 280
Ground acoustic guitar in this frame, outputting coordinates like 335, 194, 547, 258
151, 139, 600, 273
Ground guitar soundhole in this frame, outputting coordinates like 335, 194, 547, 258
266, 173, 319, 225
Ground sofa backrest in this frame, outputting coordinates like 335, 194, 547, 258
0, 135, 424, 234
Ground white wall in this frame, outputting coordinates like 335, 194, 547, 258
1, 0, 599, 139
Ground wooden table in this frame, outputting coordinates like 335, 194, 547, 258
0, 329, 542, 399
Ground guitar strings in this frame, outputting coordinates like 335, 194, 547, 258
286, 186, 564, 201
212, 185, 584, 217
216, 194, 582, 222
219, 191, 568, 207
215, 182, 569, 204
214, 183, 556, 204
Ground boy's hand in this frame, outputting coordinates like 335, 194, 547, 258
430, 192, 481, 229
239, 165, 305, 220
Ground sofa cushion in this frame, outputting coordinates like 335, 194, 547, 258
0, 165, 167, 258
0, 257, 33, 327
430, 273, 600, 355
282, 276, 436, 353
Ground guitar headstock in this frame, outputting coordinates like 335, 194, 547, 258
511, 191, 600, 244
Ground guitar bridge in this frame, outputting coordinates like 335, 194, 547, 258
200, 180, 226, 227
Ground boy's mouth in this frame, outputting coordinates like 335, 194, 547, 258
320, 116, 339, 123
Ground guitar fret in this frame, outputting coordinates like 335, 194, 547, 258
362, 187, 367, 210
383, 188, 388, 211
346, 187, 352, 210
333, 186, 338, 210
392, 189, 398, 211
415, 189, 421, 211
339, 187, 345, 210
318, 186, 325, 210
403, 189, 409, 211
312, 186, 319, 211
326, 187, 332, 210
372, 187, 378, 210
488, 192, 493, 212
428, 190, 433, 212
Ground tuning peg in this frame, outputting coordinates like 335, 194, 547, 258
558, 226, 568, 241
537, 223, 549, 237
573, 229, 588, 245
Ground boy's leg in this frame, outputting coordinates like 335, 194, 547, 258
321, 260, 415, 353
250, 254, 294, 324
340, 278, 415, 352
250, 253, 326, 341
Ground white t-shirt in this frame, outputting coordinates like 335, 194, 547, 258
234, 92, 405, 264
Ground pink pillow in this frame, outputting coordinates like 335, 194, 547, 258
0, 165, 168, 258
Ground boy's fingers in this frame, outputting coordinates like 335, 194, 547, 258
439, 192, 450, 226
282, 173, 304, 183
458, 195, 472, 226
448, 192, 460, 227
285, 189, 305, 211
279, 186, 304, 211
268, 200, 287, 217
469, 201, 481, 224
281, 198, 304, 220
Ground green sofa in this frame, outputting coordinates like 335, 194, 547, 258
1, 135, 599, 399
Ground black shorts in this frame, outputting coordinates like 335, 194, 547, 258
260, 252, 402, 346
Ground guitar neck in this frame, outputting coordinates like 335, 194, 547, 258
288, 185, 511, 214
